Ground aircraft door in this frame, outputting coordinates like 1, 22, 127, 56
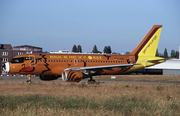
129, 56, 135, 63
74, 59, 78, 65
29, 55, 36, 67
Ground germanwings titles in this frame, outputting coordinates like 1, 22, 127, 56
2, 25, 165, 82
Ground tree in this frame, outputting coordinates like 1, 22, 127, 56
77, 45, 82, 53
72, 45, 78, 52
103, 46, 108, 53
103, 46, 112, 54
159, 53, 164, 57
92, 45, 98, 53
170, 49, 176, 58
163, 48, 168, 58
107, 46, 112, 54
156, 49, 159, 57
175, 51, 179, 59
125, 52, 130, 55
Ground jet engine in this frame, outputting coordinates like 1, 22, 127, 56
62, 70, 84, 82
39, 75, 59, 81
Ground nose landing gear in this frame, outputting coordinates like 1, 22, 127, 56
26, 74, 32, 83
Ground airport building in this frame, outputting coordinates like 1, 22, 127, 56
145, 46, 180, 75
130, 47, 180, 75
13, 45, 42, 54
0, 44, 43, 75
146, 59, 180, 75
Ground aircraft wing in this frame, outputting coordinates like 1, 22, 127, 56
65, 63, 137, 71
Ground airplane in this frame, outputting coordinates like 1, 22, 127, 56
2, 25, 165, 82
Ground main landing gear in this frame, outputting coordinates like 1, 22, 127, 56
87, 75, 96, 83
26, 74, 32, 83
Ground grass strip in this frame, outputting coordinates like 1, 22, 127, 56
0, 94, 180, 115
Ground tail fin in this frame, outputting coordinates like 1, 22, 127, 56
129, 25, 162, 57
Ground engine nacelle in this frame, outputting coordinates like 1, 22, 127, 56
39, 75, 59, 81
62, 70, 83, 82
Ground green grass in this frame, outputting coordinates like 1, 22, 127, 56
0, 94, 180, 116
85, 78, 180, 83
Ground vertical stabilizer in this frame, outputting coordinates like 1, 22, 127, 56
129, 25, 162, 57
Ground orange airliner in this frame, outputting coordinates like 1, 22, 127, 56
3, 25, 165, 82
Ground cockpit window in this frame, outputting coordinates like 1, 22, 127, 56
10, 57, 25, 63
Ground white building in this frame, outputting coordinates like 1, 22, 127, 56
146, 59, 180, 75
50, 50, 69, 54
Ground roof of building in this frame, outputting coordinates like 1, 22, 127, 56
13, 45, 42, 49
0, 44, 12, 49
146, 59, 180, 70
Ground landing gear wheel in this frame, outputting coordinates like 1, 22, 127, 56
26, 75, 32, 83
87, 79, 96, 84
26, 79, 32, 83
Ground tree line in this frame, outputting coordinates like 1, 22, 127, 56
71, 45, 179, 59
72, 45, 112, 54
156, 48, 179, 59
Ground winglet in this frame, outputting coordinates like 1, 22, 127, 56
129, 25, 162, 57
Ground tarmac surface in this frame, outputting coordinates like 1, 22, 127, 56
1, 76, 180, 85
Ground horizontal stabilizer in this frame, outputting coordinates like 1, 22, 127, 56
147, 58, 165, 63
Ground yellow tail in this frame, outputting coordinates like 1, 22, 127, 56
129, 25, 162, 57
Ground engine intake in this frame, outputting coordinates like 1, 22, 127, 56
62, 70, 83, 82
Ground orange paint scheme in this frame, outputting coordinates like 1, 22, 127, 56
3, 25, 165, 82
9, 54, 133, 75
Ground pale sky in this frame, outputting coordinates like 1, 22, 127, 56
0, 0, 180, 55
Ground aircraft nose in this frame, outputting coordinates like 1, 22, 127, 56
2, 62, 10, 72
